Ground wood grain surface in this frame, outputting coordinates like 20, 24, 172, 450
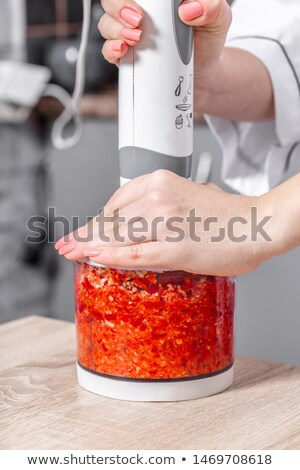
0, 316, 299, 450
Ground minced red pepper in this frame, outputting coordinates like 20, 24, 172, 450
74, 261, 235, 380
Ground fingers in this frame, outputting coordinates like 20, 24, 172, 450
99, 13, 142, 46
179, 0, 204, 23
101, 0, 143, 27
99, 1, 143, 63
56, 225, 104, 263
101, 40, 128, 64
54, 187, 165, 262
103, 198, 156, 244
99, 3, 143, 63
99, 14, 123, 40
178, 0, 231, 28
55, 201, 151, 262
55, 232, 74, 250
105, 175, 148, 215
58, 195, 155, 262
55, 174, 149, 260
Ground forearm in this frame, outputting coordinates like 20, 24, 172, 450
261, 173, 300, 261
195, 47, 275, 122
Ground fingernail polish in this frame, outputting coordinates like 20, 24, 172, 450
84, 250, 102, 257
55, 239, 65, 250
179, 1, 204, 21
120, 8, 142, 27
58, 240, 77, 255
55, 237, 68, 250
112, 41, 126, 53
55, 233, 74, 250
121, 27, 142, 42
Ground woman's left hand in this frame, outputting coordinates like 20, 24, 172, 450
55, 170, 272, 276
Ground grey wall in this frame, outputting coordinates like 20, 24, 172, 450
51, 119, 300, 366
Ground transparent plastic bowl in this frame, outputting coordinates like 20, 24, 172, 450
74, 260, 235, 401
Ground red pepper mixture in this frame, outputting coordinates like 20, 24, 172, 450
74, 261, 235, 380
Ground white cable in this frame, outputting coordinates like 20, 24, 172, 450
43, 0, 91, 150
194, 152, 213, 183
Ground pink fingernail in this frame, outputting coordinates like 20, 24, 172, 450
112, 41, 126, 53
121, 27, 142, 42
58, 240, 77, 255
120, 8, 142, 27
55, 238, 65, 250
84, 250, 102, 257
55, 233, 74, 250
179, 1, 204, 21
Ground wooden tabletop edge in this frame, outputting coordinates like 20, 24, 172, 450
0, 315, 70, 331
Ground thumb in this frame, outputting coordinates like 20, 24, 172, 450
178, 0, 229, 29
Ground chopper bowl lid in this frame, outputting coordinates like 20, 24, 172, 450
77, 258, 169, 273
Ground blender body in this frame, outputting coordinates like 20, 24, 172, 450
119, 0, 194, 184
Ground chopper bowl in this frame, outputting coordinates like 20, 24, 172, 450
74, 260, 235, 401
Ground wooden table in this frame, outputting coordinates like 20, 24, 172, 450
0, 316, 300, 450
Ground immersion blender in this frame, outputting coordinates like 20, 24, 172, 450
76, 0, 235, 401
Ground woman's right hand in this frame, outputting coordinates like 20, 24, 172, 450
99, 0, 232, 79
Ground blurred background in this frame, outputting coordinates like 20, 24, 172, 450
1, 0, 299, 367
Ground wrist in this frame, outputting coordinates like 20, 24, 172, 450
261, 175, 300, 261
194, 54, 226, 114
194, 47, 275, 120
254, 194, 277, 264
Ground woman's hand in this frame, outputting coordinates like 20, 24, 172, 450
98, 1, 273, 120
99, 0, 232, 76
55, 170, 273, 276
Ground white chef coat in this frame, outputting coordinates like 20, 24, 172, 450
205, 0, 300, 195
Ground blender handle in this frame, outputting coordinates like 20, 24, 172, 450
119, 0, 194, 186
173, 0, 194, 66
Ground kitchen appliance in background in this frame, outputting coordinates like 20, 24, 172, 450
0, 61, 51, 123
0, 1, 92, 145
75, 0, 236, 401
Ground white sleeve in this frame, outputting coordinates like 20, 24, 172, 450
205, 0, 300, 195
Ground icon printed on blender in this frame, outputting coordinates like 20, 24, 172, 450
175, 76, 184, 97
183, 95, 188, 104
187, 113, 192, 128
176, 103, 191, 112
187, 74, 192, 95
175, 114, 184, 129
